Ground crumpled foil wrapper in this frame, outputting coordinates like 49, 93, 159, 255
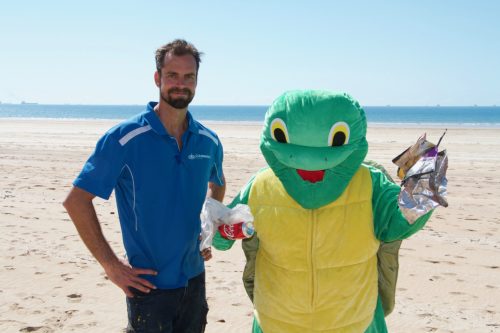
393, 132, 448, 224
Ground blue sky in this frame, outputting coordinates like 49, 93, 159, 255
1, 1, 499, 106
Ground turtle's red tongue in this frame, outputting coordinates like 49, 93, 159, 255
296, 169, 325, 183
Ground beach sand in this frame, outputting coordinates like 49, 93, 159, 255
1, 119, 499, 332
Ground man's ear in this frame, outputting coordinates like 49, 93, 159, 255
154, 71, 160, 87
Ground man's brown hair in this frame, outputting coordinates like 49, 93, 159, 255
155, 39, 203, 73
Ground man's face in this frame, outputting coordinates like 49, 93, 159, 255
156, 53, 198, 109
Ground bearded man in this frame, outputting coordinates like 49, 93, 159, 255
63, 39, 225, 333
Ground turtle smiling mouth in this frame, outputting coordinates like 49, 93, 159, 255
296, 169, 325, 183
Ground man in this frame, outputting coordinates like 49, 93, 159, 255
63, 39, 225, 332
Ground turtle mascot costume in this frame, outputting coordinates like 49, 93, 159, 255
213, 90, 444, 332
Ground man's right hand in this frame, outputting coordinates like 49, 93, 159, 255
63, 187, 158, 298
104, 259, 158, 298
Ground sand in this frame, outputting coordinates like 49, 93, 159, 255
0, 118, 499, 333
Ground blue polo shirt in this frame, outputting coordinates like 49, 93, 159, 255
74, 102, 224, 289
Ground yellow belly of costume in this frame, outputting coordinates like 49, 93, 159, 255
248, 166, 380, 332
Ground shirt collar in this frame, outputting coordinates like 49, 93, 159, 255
145, 101, 199, 136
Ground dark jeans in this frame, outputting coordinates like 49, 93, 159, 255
126, 272, 208, 333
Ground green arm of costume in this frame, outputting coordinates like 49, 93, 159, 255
367, 163, 433, 242
212, 171, 264, 302
212, 174, 256, 250
242, 231, 259, 302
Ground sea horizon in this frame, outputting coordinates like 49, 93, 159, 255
1, 101, 498, 107
1, 103, 500, 128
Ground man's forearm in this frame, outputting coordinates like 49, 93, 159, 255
208, 177, 226, 202
63, 189, 119, 271
63, 187, 157, 296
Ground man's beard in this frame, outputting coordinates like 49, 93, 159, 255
161, 88, 194, 109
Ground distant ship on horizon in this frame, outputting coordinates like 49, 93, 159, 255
21, 101, 38, 105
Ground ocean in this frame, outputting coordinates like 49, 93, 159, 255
1, 103, 499, 127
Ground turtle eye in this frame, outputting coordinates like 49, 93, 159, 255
328, 122, 350, 146
270, 118, 289, 143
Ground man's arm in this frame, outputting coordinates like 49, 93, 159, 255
207, 176, 226, 202
63, 186, 157, 297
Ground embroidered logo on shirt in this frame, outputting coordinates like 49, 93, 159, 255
188, 154, 211, 160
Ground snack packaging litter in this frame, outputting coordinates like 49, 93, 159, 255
392, 130, 448, 223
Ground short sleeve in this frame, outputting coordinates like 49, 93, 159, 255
209, 141, 224, 186
73, 132, 126, 200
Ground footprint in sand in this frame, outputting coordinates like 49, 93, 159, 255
19, 326, 52, 332
417, 313, 434, 318
424, 259, 456, 265
64, 309, 78, 316
216, 286, 231, 291
68, 321, 98, 329
23, 295, 44, 304
67, 293, 82, 303
10, 303, 22, 311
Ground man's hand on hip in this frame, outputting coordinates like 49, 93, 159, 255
104, 259, 157, 298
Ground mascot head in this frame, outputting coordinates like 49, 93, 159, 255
260, 90, 368, 209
